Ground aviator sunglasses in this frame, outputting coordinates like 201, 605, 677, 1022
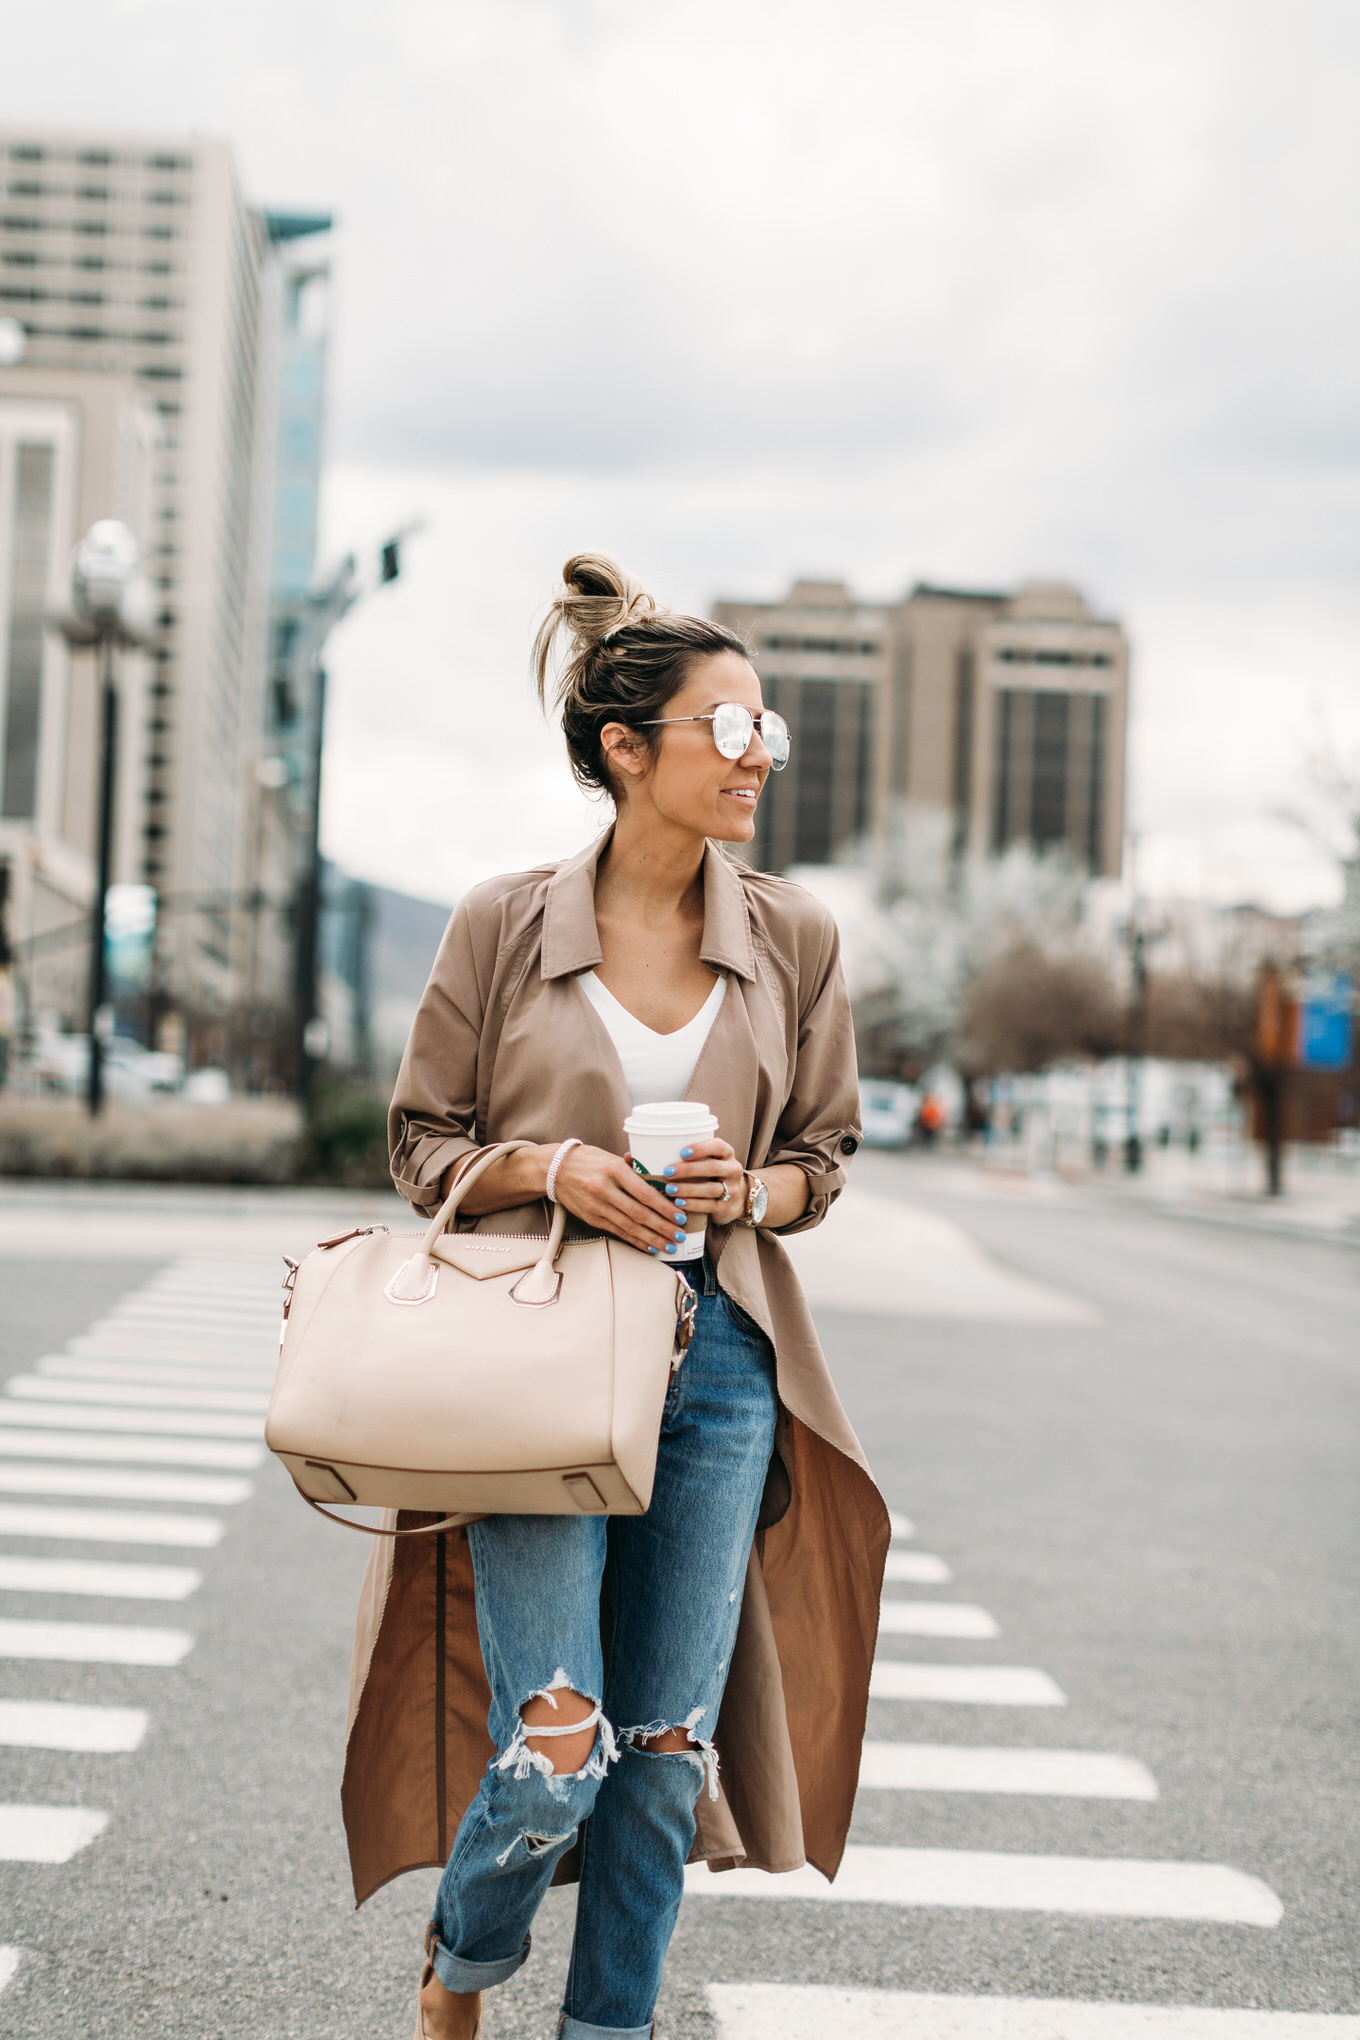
636, 702, 791, 770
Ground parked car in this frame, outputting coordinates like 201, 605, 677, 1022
30, 1031, 184, 1098
859, 1080, 918, 1149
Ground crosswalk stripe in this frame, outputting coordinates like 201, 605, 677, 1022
879, 1603, 1000, 1639
66, 1337, 275, 1364
0, 1698, 147, 1752
37, 1357, 276, 1390
684, 1846, 1282, 1925
870, 1663, 1066, 1705
883, 1553, 952, 1585
0, 1618, 193, 1664
0, 1554, 201, 1601
0, 1464, 251, 1505
887, 1511, 915, 1538
0, 1430, 264, 1469
706, 1986, 1360, 2040
6, 1376, 270, 1415
0, 1804, 110, 1862
0, 1403, 262, 1439
0, 1503, 224, 1547
858, 1743, 1158, 1799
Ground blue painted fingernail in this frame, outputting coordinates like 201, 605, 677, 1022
665, 1243, 679, 1254
680, 1147, 693, 1158
674, 1198, 686, 1209
674, 1229, 686, 1241
663, 1165, 676, 1177
647, 1245, 658, 1255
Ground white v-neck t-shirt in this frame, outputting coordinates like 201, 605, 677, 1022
576, 969, 726, 1110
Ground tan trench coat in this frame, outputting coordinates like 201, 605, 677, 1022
342, 831, 890, 1906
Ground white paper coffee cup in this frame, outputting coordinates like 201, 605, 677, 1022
623, 1101, 719, 1262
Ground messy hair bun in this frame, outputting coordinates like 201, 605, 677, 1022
532, 552, 752, 799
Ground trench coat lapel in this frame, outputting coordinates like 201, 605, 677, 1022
540, 830, 758, 985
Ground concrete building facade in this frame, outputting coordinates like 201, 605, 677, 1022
0, 126, 283, 1054
713, 576, 1129, 878
0, 365, 156, 1031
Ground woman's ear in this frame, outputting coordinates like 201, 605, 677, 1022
599, 721, 649, 783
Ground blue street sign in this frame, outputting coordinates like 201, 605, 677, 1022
1296, 973, 1354, 1071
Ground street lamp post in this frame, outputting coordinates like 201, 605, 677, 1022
50, 521, 152, 1116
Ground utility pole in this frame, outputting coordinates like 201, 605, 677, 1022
282, 524, 419, 1105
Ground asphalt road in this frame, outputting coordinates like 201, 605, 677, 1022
0, 1164, 1355, 2036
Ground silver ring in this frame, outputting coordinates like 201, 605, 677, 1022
719, 1179, 731, 1204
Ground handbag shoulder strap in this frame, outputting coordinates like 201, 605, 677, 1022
294, 1490, 475, 1537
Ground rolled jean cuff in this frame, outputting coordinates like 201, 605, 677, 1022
558, 2018, 653, 2040
431, 1932, 531, 1994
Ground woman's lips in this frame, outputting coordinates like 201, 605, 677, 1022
721, 787, 758, 803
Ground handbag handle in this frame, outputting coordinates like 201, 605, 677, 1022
295, 1138, 570, 1535
385, 1139, 568, 1307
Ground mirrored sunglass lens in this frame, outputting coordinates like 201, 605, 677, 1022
712, 703, 754, 758
761, 711, 790, 768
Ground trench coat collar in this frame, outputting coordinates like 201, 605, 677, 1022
540, 829, 757, 984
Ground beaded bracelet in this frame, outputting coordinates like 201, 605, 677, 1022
545, 1137, 583, 1204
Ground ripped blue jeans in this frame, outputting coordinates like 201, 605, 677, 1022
427, 1265, 779, 2039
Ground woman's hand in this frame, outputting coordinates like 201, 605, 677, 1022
551, 1143, 692, 1256
646, 1136, 746, 1221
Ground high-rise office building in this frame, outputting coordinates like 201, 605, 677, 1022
713, 576, 1128, 878
0, 363, 156, 1024
0, 127, 331, 1066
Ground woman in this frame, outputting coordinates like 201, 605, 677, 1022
348, 555, 889, 2040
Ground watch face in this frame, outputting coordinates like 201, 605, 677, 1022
750, 1180, 769, 1224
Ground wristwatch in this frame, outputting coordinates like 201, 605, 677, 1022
740, 1173, 769, 1229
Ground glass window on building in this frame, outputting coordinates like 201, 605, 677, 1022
1, 441, 55, 820
991, 685, 1107, 872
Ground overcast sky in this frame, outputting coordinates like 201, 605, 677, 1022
8, 0, 1359, 910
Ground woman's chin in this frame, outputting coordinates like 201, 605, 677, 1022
711, 801, 757, 841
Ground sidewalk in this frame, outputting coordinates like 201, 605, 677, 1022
862, 1143, 1360, 1246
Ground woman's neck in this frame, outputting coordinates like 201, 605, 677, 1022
594, 807, 707, 928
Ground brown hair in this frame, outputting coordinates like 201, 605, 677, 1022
532, 552, 752, 799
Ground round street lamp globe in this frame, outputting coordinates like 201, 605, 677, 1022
0, 317, 25, 366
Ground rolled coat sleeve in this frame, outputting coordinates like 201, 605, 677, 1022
387, 899, 486, 1215
763, 911, 862, 1236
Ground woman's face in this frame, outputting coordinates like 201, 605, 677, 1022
608, 650, 774, 843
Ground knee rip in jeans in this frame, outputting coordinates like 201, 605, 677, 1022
493, 1667, 619, 1793
621, 1705, 720, 1801
494, 1824, 577, 1869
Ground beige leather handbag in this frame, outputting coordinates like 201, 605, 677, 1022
265, 1142, 697, 1532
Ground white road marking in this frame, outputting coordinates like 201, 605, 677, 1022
0, 1554, 201, 1600
684, 1845, 1282, 1925
0, 1403, 261, 1439
858, 1742, 1158, 1799
6, 1375, 269, 1415
0, 1618, 193, 1664
707, 1986, 1360, 2040
0, 1804, 110, 1862
0, 1429, 264, 1469
69, 1337, 274, 1362
883, 1553, 952, 1585
37, 1356, 275, 1390
0, 1698, 147, 1752
887, 1511, 914, 1539
0, 1503, 224, 1547
98, 1309, 276, 1335
870, 1663, 1067, 1706
879, 1603, 1000, 1639
0, 1947, 19, 1994
0, 1465, 251, 1505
